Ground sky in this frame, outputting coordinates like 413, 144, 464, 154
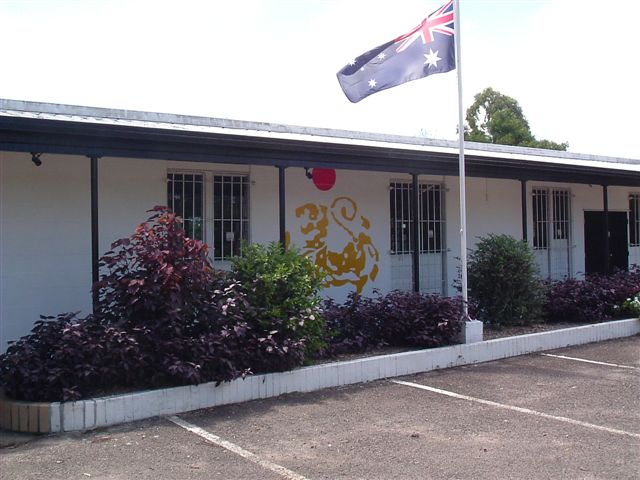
1, 0, 639, 159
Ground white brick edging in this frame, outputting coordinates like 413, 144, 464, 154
1, 318, 638, 433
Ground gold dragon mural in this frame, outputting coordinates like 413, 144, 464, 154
288, 196, 379, 294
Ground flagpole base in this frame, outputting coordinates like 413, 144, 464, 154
459, 319, 483, 344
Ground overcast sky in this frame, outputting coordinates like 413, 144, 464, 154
1, 0, 638, 159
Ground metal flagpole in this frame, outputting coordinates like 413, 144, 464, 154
453, 0, 469, 320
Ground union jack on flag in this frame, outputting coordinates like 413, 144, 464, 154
337, 1, 456, 103
395, 1, 454, 52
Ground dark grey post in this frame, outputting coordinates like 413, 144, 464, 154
90, 155, 100, 311
278, 166, 286, 248
603, 184, 610, 274
521, 179, 528, 242
412, 173, 420, 292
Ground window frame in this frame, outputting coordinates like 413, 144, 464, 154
532, 187, 571, 249
166, 171, 206, 241
167, 170, 250, 261
389, 181, 445, 255
212, 174, 250, 261
532, 188, 549, 250
552, 189, 571, 241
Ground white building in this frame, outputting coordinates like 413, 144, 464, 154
2, 100, 640, 351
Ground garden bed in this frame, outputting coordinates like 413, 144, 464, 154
1, 317, 637, 435
2, 211, 638, 434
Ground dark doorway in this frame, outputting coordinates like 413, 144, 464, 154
584, 211, 628, 274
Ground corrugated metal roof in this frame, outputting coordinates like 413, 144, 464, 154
2, 99, 638, 174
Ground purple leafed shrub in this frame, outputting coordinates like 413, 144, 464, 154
0, 208, 307, 401
0, 277, 306, 402
322, 291, 463, 356
544, 269, 640, 323
0, 313, 141, 402
94, 206, 216, 332
380, 291, 464, 348
322, 293, 386, 355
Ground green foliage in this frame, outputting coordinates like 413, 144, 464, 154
522, 138, 570, 151
616, 293, 640, 318
231, 242, 327, 358
468, 234, 546, 326
465, 87, 568, 151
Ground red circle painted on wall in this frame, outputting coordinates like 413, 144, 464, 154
312, 168, 336, 191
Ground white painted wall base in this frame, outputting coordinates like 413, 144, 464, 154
1, 318, 637, 433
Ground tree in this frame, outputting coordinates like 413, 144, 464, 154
465, 87, 568, 151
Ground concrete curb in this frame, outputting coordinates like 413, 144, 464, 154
1, 318, 638, 434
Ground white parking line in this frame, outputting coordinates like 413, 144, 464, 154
391, 380, 640, 439
168, 415, 310, 480
541, 353, 638, 370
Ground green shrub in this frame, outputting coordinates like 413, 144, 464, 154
231, 242, 327, 358
468, 234, 545, 326
616, 292, 640, 318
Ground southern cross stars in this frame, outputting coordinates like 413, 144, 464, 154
368, 79, 377, 89
423, 48, 441, 68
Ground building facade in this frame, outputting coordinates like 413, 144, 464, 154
2, 100, 640, 351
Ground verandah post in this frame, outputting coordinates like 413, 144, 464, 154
412, 173, 420, 292
90, 155, 100, 312
278, 166, 287, 249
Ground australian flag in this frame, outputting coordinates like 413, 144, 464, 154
337, 1, 455, 103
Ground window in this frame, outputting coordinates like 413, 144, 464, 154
532, 187, 572, 280
552, 189, 570, 240
167, 172, 250, 261
533, 188, 571, 248
390, 182, 444, 254
631, 194, 640, 246
213, 175, 249, 260
167, 172, 204, 241
532, 188, 548, 249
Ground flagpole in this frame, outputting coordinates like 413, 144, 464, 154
453, 0, 469, 320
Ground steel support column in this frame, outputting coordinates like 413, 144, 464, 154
278, 166, 286, 248
603, 184, 610, 274
520, 179, 528, 242
90, 155, 100, 311
412, 173, 420, 293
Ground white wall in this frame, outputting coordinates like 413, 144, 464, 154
437, 176, 522, 296
99, 157, 168, 254
250, 165, 279, 245
285, 167, 391, 302
1, 152, 92, 350
465, 177, 522, 241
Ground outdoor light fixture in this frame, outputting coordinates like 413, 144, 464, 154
30, 152, 42, 167
304, 167, 313, 179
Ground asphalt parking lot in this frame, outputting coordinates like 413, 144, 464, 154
1, 336, 638, 480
